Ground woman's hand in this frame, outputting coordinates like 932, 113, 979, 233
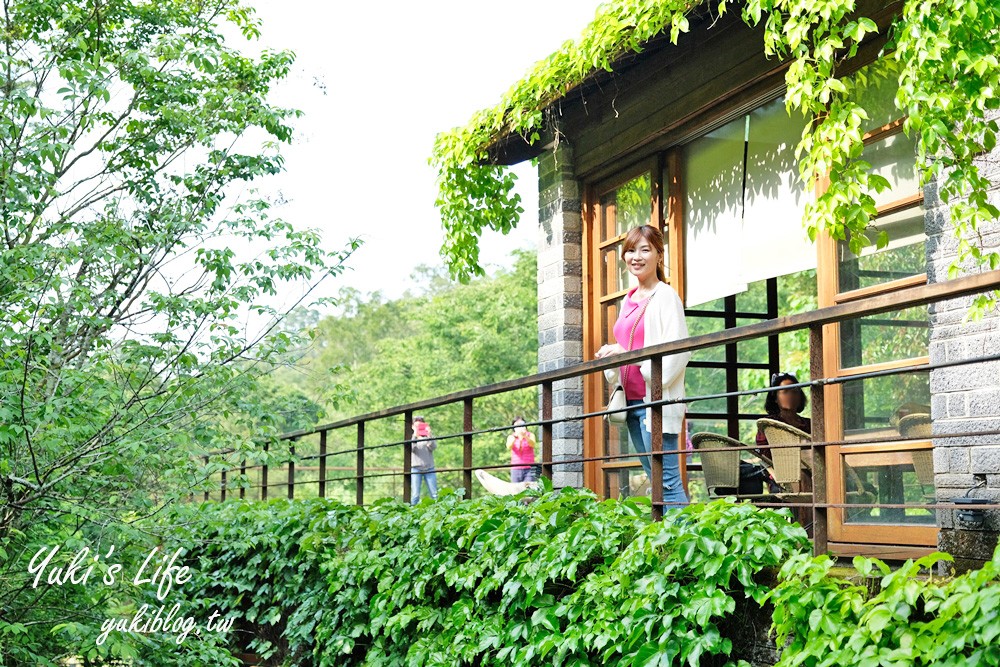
595, 343, 627, 359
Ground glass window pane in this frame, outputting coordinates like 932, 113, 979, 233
602, 246, 632, 296
603, 303, 618, 346
684, 366, 728, 413
734, 279, 769, 315
850, 58, 904, 133
604, 468, 651, 499
737, 317, 768, 363
684, 115, 747, 307
687, 418, 728, 437
866, 130, 920, 208
840, 305, 929, 369
841, 370, 930, 437
737, 368, 772, 417
603, 416, 650, 470
842, 450, 936, 525
604, 419, 629, 459
838, 206, 927, 292
688, 297, 726, 312
685, 311, 726, 361
615, 174, 652, 236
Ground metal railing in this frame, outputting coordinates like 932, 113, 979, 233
196, 270, 1000, 553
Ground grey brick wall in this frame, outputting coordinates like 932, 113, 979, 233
536, 143, 584, 488
926, 124, 1000, 562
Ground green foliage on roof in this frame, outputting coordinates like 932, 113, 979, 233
432, 0, 1000, 307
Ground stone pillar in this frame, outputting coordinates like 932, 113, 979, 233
537, 142, 584, 488
926, 128, 1000, 571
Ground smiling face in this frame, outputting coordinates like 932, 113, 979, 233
620, 226, 666, 284
623, 239, 660, 283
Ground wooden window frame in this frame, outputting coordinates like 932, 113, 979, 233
582, 155, 684, 497
817, 110, 935, 549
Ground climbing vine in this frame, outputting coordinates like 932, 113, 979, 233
432, 0, 1000, 302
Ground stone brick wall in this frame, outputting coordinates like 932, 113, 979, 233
925, 129, 1000, 568
536, 143, 585, 488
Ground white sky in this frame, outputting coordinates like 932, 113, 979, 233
249, 1, 599, 301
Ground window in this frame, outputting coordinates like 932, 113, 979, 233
819, 57, 934, 547
683, 97, 816, 307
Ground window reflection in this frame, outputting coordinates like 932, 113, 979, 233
843, 450, 936, 525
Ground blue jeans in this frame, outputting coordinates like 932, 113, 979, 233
411, 467, 438, 504
626, 398, 688, 506
511, 466, 537, 483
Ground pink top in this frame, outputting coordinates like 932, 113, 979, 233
613, 287, 649, 401
507, 433, 536, 468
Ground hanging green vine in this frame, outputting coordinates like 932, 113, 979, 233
431, 0, 701, 281
432, 0, 1000, 302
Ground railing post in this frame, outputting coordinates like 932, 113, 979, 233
403, 411, 413, 504
319, 430, 327, 499
650, 358, 664, 521
541, 381, 553, 481
261, 441, 269, 500
356, 422, 365, 506
463, 398, 473, 500
220, 467, 227, 502
810, 324, 828, 556
724, 294, 739, 439
287, 438, 296, 500
239, 459, 246, 500
203, 456, 210, 502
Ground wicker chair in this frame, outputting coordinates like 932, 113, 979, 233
691, 432, 812, 503
690, 433, 742, 498
756, 418, 811, 491
898, 413, 935, 491
758, 417, 877, 504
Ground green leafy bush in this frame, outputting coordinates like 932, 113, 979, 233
27, 494, 1000, 666
769, 549, 1000, 667
160, 491, 808, 666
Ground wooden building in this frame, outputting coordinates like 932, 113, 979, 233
486, 1, 1000, 561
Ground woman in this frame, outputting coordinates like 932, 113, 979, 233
410, 416, 438, 504
595, 225, 691, 506
506, 416, 537, 483
755, 371, 811, 457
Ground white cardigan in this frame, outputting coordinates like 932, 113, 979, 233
604, 282, 690, 434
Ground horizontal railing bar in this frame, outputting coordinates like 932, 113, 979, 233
688, 361, 771, 370
282, 348, 994, 459
660, 501, 995, 511
684, 309, 773, 319
224, 426, 999, 483
687, 412, 770, 420
194, 276, 1000, 517
202, 346, 968, 461
209, 395, 998, 477
279, 270, 1000, 440
227, 420, 1000, 474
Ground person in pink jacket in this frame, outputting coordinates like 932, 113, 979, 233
506, 416, 537, 483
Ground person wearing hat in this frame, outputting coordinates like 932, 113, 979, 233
506, 416, 537, 483
410, 416, 438, 504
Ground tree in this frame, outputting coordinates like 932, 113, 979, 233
0, 0, 354, 661
277, 251, 539, 501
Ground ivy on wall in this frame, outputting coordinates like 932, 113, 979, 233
432, 0, 1000, 306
